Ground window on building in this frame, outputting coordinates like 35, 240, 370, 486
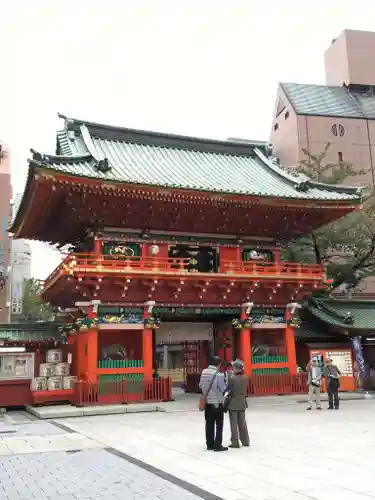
274, 123, 279, 131
338, 151, 343, 163
285, 111, 289, 120
332, 124, 345, 137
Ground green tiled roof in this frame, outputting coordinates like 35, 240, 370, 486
308, 298, 375, 330
29, 115, 361, 202
281, 82, 375, 119
0, 323, 63, 342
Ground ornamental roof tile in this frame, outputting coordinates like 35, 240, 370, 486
281, 82, 375, 118
43, 115, 362, 202
308, 298, 375, 331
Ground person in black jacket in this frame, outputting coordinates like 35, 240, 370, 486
324, 358, 341, 410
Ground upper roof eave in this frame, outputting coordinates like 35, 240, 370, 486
58, 113, 266, 156
18, 158, 364, 206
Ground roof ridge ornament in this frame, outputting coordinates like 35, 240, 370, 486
30, 149, 49, 167
95, 158, 111, 173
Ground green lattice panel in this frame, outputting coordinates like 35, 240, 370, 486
98, 360, 144, 368
252, 355, 288, 364
252, 368, 289, 375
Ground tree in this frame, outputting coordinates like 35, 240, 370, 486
296, 142, 361, 183
22, 278, 56, 322
283, 143, 374, 293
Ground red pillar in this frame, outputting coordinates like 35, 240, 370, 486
285, 306, 298, 375
239, 304, 252, 376
94, 237, 102, 255
75, 301, 100, 382
142, 301, 154, 380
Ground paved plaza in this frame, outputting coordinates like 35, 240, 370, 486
2, 398, 375, 499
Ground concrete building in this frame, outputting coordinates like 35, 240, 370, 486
0, 142, 12, 322
10, 194, 31, 321
270, 29, 375, 187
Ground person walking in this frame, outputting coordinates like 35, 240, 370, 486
325, 358, 341, 410
199, 356, 228, 452
306, 358, 322, 410
226, 359, 250, 448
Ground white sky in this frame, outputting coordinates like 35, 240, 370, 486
1, 0, 375, 279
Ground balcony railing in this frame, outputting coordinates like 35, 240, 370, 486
44, 253, 325, 290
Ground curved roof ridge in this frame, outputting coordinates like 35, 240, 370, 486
79, 124, 107, 162
256, 148, 362, 197
311, 297, 352, 323
254, 148, 309, 190
307, 179, 363, 195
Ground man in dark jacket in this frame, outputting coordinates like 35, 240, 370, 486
325, 358, 341, 410
199, 356, 228, 452
227, 359, 250, 448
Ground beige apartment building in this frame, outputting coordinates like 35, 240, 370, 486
270, 29, 375, 188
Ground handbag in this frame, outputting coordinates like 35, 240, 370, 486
311, 380, 320, 388
199, 371, 218, 411
223, 389, 233, 413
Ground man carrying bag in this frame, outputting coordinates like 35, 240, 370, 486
199, 356, 228, 452
325, 358, 341, 410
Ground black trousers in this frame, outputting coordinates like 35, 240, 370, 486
205, 403, 224, 449
327, 379, 340, 409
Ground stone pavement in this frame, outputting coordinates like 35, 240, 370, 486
24, 390, 374, 419
0, 415, 214, 500
58, 399, 375, 500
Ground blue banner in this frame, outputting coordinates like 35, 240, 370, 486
351, 336, 369, 380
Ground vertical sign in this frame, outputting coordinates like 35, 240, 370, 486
351, 336, 369, 380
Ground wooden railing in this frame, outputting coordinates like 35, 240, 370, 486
44, 252, 325, 290
247, 372, 307, 396
185, 372, 308, 396
72, 377, 172, 406
221, 260, 324, 277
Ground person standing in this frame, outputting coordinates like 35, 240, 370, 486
199, 356, 228, 452
325, 358, 341, 410
306, 358, 322, 410
226, 359, 250, 448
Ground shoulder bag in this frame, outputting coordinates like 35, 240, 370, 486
199, 371, 218, 412
223, 388, 233, 413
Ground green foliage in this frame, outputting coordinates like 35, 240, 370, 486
297, 142, 363, 183
283, 144, 373, 292
22, 278, 56, 322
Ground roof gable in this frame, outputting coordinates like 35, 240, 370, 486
280, 82, 375, 119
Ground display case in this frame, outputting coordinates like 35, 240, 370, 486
0, 352, 35, 379
0, 350, 35, 407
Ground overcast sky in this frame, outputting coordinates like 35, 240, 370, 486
2, 0, 375, 279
